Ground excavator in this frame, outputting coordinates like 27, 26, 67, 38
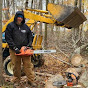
2, 3, 86, 76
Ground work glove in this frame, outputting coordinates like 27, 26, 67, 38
27, 43, 33, 49
28, 46, 33, 49
24, 46, 33, 51
13, 46, 21, 54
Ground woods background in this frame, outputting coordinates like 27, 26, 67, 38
0, 0, 88, 87
2, 0, 88, 57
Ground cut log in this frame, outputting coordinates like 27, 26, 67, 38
71, 54, 83, 67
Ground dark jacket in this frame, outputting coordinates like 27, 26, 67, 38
5, 11, 32, 49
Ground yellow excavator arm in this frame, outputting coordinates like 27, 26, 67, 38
2, 3, 86, 49
2, 9, 50, 49
2, 3, 86, 32
2, 10, 55, 33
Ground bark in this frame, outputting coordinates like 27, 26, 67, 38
74, 43, 88, 54
51, 0, 54, 3
74, 0, 78, 7
50, 0, 54, 34
81, 0, 85, 41
44, 0, 49, 49
0, 0, 4, 86
31, 0, 33, 9
71, 0, 82, 54
39, 0, 42, 35
44, 23, 47, 49
25, 0, 28, 9
12, 0, 15, 15
62, 0, 63, 4
6, 0, 9, 20
79, 0, 82, 10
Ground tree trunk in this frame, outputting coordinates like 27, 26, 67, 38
78, 0, 82, 42
31, 0, 33, 9
71, 0, 82, 55
6, 0, 9, 20
44, 24, 47, 49
79, 0, 82, 10
0, 0, 4, 86
51, 0, 54, 3
39, 0, 42, 35
71, 0, 79, 46
25, 0, 28, 9
74, 0, 78, 7
12, 0, 15, 15
44, 0, 49, 49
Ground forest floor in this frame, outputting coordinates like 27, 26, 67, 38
3, 53, 69, 88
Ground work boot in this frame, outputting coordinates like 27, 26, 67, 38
11, 77, 20, 83
11, 77, 20, 88
13, 80, 20, 88
28, 81, 36, 87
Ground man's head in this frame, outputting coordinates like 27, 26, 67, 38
14, 11, 25, 25
17, 14, 23, 25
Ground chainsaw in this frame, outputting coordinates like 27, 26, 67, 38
53, 72, 79, 87
16, 46, 56, 56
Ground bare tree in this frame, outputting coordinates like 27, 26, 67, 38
31, 0, 33, 9
39, 0, 42, 35
74, 0, 78, 7
0, 0, 4, 86
25, 0, 29, 9
44, 0, 49, 49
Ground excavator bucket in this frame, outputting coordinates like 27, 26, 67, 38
48, 3, 87, 28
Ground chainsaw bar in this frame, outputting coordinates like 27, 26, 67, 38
34, 50, 56, 54
53, 81, 66, 86
16, 46, 56, 56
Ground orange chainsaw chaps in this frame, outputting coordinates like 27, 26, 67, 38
16, 46, 34, 56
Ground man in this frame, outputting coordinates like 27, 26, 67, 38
5, 11, 35, 87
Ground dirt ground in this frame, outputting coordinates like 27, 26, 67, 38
3, 53, 69, 88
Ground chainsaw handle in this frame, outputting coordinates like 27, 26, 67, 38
15, 46, 34, 56
24, 46, 33, 51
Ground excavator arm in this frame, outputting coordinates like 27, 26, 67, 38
2, 3, 86, 33
2, 10, 55, 33
2, 3, 86, 49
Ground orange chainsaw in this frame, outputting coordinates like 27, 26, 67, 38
53, 72, 79, 87
16, 46, 56, 56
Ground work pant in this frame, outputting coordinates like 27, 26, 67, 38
9, 49, 34, 83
